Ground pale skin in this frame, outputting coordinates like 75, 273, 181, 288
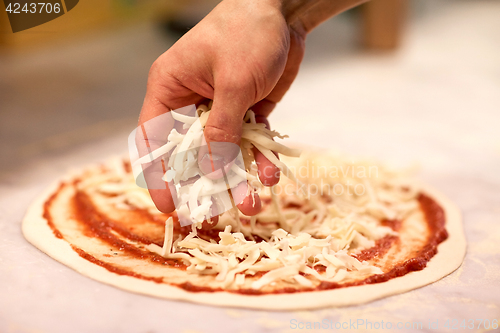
139, 0, 367, 224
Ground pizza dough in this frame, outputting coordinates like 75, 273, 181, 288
22, 154, 466, 310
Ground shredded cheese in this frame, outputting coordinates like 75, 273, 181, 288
91, 104, 419, 290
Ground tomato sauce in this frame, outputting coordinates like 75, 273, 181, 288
44, 180, 447, 294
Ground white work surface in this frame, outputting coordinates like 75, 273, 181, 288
1, 1, 499, 332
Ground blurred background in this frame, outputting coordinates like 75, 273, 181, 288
0, 0, 499, 178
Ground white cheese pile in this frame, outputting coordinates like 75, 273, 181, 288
148, 223, 385, 289
130, 104, 301, 227
88, 104, 419, 289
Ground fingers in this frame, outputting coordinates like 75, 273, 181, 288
251, 99, 277, 118
137, 55, 207, 214
198, 138, 240, 180
201, 89, 250, 151
237, 192, 262, 216
148, 188, 176, 214
247, 28, 305, 188
232, 181, 262, 216
200, 90, 269, 217
252, 115, 281, 187
234, 114, 278, 216
198, 82, 252, 177
135, 115, 176, 214
136, 59, 180, 214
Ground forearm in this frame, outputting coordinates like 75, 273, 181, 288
274, 0, 369, 33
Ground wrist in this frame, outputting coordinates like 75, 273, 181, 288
271, 0, 369, 33
277, 0, 321, 25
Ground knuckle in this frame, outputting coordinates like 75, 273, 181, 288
148, 58, 161, 78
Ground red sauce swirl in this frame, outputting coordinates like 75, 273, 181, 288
44, 180, 447, 294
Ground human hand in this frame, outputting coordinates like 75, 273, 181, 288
138, 0, 307, 219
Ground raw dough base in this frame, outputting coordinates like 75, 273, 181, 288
22, 177, 466, 310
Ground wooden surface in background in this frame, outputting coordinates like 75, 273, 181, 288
361, 0, 407, 50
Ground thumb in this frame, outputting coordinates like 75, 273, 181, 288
198, 88, 253, 176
